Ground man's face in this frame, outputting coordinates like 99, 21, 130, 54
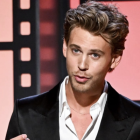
63, 27, 120, 93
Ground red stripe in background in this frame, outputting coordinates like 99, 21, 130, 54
70, 0, 80, 9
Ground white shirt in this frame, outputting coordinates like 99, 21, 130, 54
59, 76, 108, 140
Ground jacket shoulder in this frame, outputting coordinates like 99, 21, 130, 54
120, 94, 140, 116
107, 82, 140, 118
17, 82, 61, 111
18, 92, 48, 108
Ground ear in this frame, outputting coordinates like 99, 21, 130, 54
63, 39, 67, 58
110, 54, 122, 69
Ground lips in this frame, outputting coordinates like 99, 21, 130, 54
74, 75, 90, 83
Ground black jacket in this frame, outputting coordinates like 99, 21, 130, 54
6, 82, 140, 140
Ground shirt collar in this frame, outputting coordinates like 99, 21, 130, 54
59, 76, 69, 117
59, 76, 108, 117
92, 80, 108, 108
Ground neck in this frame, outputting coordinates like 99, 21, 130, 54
65, 81, 104, 113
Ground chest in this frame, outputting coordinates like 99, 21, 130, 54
71, 110, 92, 140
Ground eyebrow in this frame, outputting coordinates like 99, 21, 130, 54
69, 44, 105, 55
90, 49, 105, 55
69, 44, 81, 49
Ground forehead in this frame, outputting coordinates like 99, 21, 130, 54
68, 27, 111, 52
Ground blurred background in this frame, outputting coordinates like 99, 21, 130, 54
0, 0, 140, 139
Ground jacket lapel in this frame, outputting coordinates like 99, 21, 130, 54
29, 83, 61, 140
96, 83, 135, 140
28, 81, 135, 140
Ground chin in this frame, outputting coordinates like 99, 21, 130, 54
71, 80, 91, 93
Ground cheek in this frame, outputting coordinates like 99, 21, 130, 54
66, 55, 76, 71
66, 51, 78, 66
66, 59, 72, 68
89, 59, 111, 74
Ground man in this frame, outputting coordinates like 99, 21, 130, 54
6, 1, 140, 140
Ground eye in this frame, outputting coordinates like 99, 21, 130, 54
91, 53, 100, 59
72, 49, 80, 54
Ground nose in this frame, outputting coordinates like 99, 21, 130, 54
78, 55, 89, 71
